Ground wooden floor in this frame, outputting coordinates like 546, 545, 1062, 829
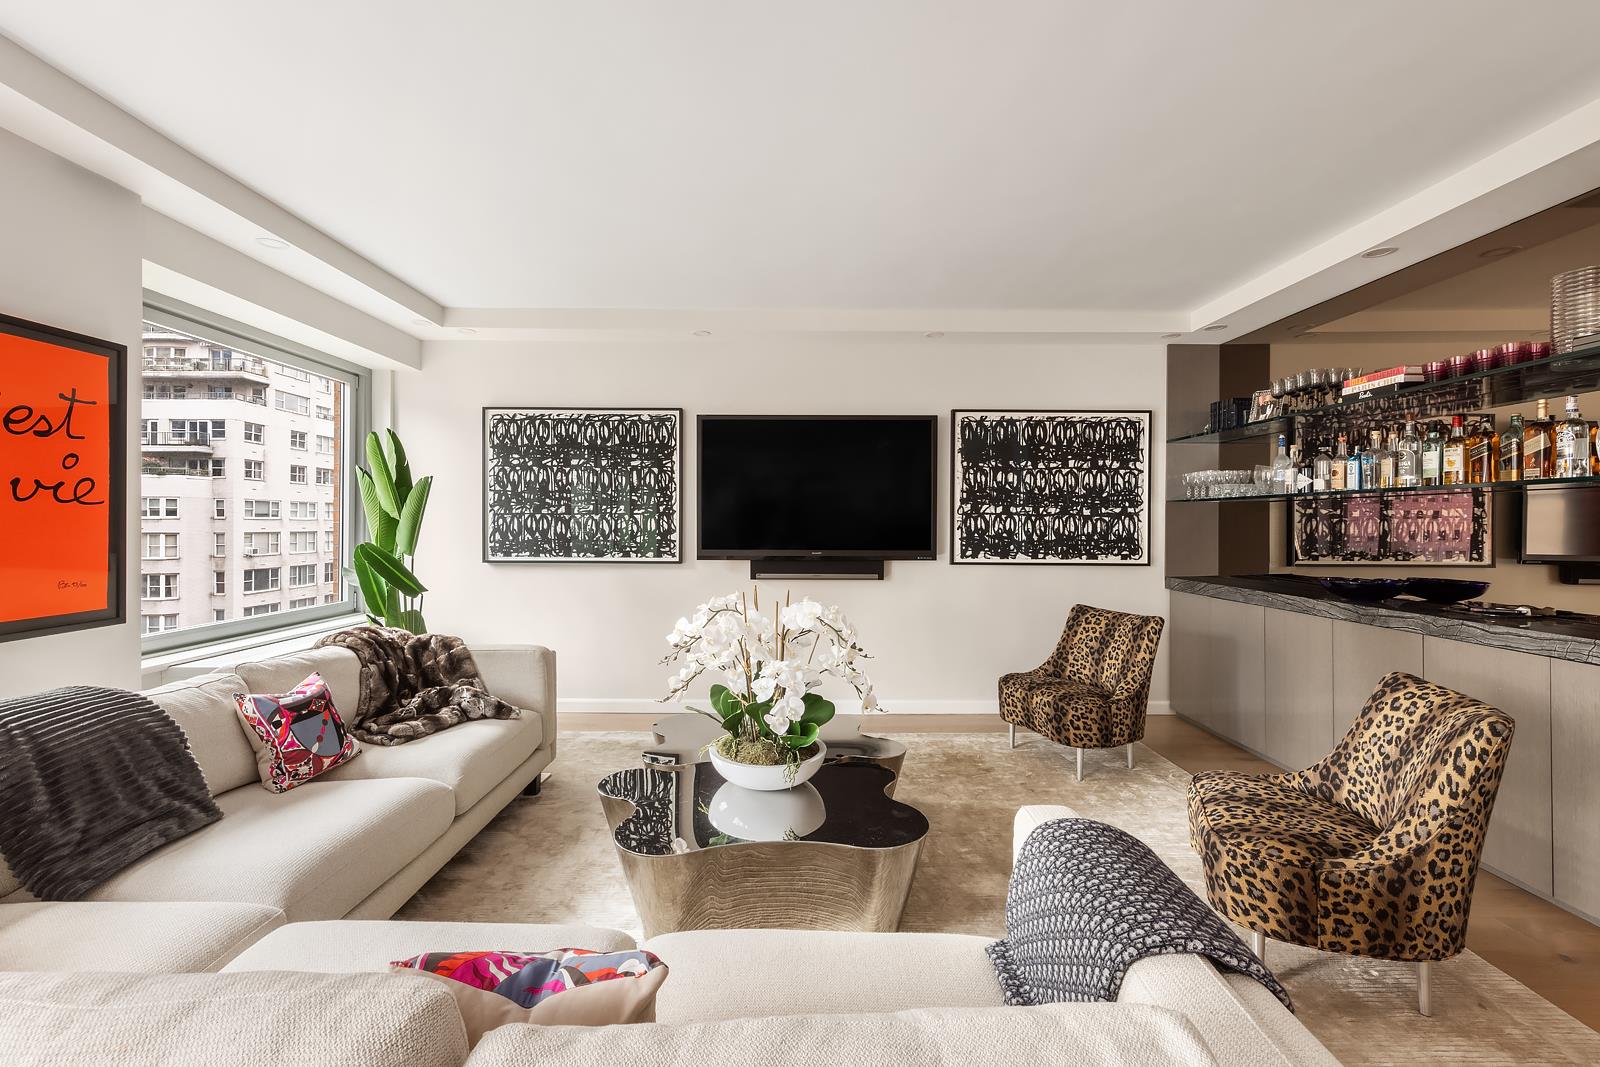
1141, 715, 1600, 1033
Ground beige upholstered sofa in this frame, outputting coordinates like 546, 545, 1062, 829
0, 805, 1339, 1066
0, 643, 555, 974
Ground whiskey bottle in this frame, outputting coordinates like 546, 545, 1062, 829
1554, 395, 1593, 479
1466, 418, 1496, 483
1330, 434, 1348, 491
1499, 414, 1524, 481
1441, 416, 1467, 485
1524, 399, 1555, 479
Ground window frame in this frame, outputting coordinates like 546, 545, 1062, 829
140, 297, 367, 654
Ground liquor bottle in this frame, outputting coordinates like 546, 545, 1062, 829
1397, 419, 1422, 487
1421, 422, 1444, 486
1270, 434, 1294, 493
1441, 416, 1467, 485
1360, 431, 1380, 490
1290, 444, 1310, 493
1500, 414, 1524, 481
1330, 434, 1348, 491
1312, 440, 1335, 492
1554, 396, 1593, 478
1345, 435, 1363, 491
1524, 399, 1554, 480
1466, 418, 1496, 484
1380, 431, 1399, 488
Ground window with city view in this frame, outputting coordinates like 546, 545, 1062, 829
139, 321, 351, 645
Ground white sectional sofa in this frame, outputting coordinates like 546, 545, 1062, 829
0, 801, 1340, 1065
0, 643, 555, 973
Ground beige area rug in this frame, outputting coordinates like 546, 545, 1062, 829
396, 731, 1600, 1065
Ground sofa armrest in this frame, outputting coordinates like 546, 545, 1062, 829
1013, 804, 1078, 863
472, 645, 556, 759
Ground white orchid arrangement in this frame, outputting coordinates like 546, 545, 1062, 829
663, 588, 879, 761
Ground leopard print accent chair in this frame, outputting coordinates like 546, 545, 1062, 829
1188, 671, 1515, 963
998, 605, 1165, 749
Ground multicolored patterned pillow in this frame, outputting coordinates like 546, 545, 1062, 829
233, 672, 359, 793
389, 948, 669, 1043
391, 948, 664, 1007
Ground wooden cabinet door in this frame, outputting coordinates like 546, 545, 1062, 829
1332, 622, 1423, 739
1264, 609, 1334, 771
1552, 659, 1600, 920
1423, 638, 1553, 895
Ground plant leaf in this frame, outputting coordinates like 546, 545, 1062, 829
356, 468, 398, 553
365, 432, 400, 518
395, 475, 431, 557
393, 608, 427, 634
782, 722, 821, 749
386, 429, 414, 502
352, 553, 389, 624
799, 692, 835, 728
355, 542, 426, 597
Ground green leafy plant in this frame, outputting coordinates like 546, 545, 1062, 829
353, 429, 432, 632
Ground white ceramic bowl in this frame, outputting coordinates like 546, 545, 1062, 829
706, 781, 826, 841
709, 740, 826, 791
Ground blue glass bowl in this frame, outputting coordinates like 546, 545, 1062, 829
1402, 578, 1490, 604
1316, 577, 1408, 602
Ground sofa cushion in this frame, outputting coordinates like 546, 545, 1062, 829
0, 970, 468, 1067
641, 929, 1005, 1023
224, 920, 638, 973
144, 673, 259, 796
317, 714, 543, 814
0, 901, 284, 973
234, 671, 361, 793
83, 777, 454, 922
465, 1003, 1218, 1066
237, 648, 362, 726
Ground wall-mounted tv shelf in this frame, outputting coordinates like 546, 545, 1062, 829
1171, 476, 1600, 506
1168, 340, 1600, 446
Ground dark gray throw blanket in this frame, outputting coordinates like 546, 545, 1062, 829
0, 686, 220, 900
315, 627, 519, 746
988, 817, 1291, 1010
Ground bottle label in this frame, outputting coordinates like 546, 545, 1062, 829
1422, 451, 1440, 479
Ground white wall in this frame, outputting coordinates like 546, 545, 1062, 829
397, 340, 1169, 714
0, 127, 143, 696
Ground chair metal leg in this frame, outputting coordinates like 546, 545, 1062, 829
1126, 743, 1134, 769
1008, 724, 1016, 749
1074, 748, 1083, 782
1417, 961, 1433, 1016
1249, 930, 1266, 962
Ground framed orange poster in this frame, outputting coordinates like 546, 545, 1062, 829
0, 313, 125, 642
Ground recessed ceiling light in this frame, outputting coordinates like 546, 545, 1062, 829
1202, 324, 1229, 332
1360, 246, 1399, 259
457, 327, 477, 335
1479, 245, 1522, 259
1160, 332, 1182, 340
924, 331, 945, 339
693, 330, 712, 337
254, 236, 289, 250
410, 318, 431, 327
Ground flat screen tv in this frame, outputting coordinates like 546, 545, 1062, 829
1521, 486, 1600, 563
698, 415, 937, 559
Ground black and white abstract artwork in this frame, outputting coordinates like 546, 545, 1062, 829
483, 407, 681, 563
952, 410, 1150, 565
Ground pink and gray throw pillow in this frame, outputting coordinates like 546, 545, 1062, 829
233, 672, 359, 793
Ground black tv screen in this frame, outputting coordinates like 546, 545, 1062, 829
698, 415, 937, 559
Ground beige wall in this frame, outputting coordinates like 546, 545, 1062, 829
396, 340, 1170, 713
0, 127, 143, 695
1268, 340, 1600, 613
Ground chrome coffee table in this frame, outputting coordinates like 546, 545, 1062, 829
597, 715, 925, 937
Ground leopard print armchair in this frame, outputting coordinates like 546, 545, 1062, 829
998, 605, 1165, 765
1188, 671, 1514, 972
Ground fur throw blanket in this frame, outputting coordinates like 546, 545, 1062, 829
314, 628, 519, 746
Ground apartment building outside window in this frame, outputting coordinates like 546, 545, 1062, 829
289, 563, 318, 587
141, 533, 179, 559
142, 615, 180, 635
139, 316, 360, 651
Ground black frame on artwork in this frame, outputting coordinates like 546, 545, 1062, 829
0, 312, 127, 643
694, 414, 939, 560
481, 406, 684, 564
949, 408, 1153, 567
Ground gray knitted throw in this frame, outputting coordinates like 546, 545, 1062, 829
988, 817, 1291, 1009
0, 686, 220, 900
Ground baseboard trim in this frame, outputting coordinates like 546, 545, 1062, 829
559, 698, 1172, 716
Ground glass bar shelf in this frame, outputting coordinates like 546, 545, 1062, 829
1169, 476, 1600, 505
1169, 340, 1600, 445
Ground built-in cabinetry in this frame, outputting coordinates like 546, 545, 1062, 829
1170, 587, 1600, 920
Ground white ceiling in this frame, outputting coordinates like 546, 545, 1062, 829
5, 1, 1600, 316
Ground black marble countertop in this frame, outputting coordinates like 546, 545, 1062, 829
1168, 574, 1600, 667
